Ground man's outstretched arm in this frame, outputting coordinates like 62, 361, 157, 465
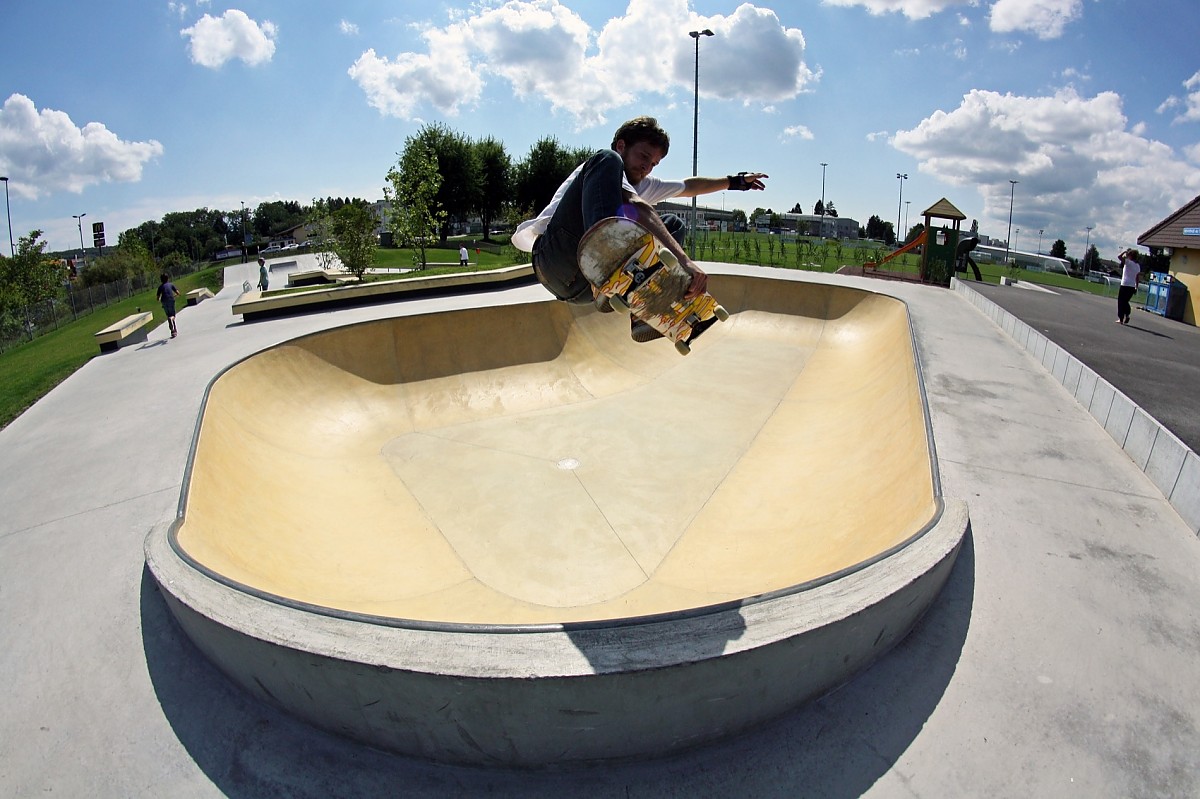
677, 172, 768, 198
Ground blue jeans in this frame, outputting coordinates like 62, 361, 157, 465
532, 150, 688, 303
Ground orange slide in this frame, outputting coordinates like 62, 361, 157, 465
867, 229, 927, 268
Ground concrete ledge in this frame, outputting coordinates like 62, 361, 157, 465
954, 278, 1200, 534
267, 259, 299, 273
94, 311, 152, 353
233, 264, 536, 321
145, 499, 968, 767
186, 288, 214, 306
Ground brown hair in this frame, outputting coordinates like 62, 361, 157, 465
611, 116, 670, 154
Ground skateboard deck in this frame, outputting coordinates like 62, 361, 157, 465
577, 217, 728, 355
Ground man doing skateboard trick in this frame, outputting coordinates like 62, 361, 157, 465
513, 116, 766, 341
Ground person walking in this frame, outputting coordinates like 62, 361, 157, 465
1117, 249, 1142, 325
459, 245, 469, 267
156, 272, 180, 339
258, 257, 269, 291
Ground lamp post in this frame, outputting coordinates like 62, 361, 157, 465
1084, 225, 1093, 272
0, 176, 12, 257
904, 200, 911, 239
688, 28, 714, 258
1004, 180, 1018, 265
72, 213, 87, 263
1037, 228, 1044, 256
895, 173, 907, 245
819, 162, 828, 239
241, 201, 248, 263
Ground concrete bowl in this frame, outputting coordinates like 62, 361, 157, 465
146, 272, 968, 766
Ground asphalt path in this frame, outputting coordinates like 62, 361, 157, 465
968, 279, 1200, 452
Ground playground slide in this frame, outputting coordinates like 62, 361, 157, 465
867, 229, 927, 268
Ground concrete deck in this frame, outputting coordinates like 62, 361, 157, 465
3, 261, 1200, 794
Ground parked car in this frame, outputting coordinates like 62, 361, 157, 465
261, 244, 282, 254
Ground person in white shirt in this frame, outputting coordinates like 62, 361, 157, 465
513, 116, 766, 340
1117, 249, 1143, 325
459, 245, 469, 266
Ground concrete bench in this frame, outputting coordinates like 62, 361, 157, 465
94, 312, 153, 353
268, 260, 299, 273
186, 287, 214, 306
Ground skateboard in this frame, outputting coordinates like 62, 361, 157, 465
576, 217, 729, 355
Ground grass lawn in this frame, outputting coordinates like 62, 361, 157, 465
0, 238, 1140, 431
0, 266, 223, 430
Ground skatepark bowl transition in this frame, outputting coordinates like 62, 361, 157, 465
145, 272, 969, 767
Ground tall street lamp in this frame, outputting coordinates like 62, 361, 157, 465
904, 200, 911, 238
1004, 180, 1018, 265
819, 162, 828, 238
72, 213, 87, 262
895, 173, 907, 244
1037, 229, 1044, 256
0, 176, 12, 257
688, 28, 714, 258
1084, 225, 1093, 272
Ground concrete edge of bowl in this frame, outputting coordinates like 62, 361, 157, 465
144, 497, 968, 767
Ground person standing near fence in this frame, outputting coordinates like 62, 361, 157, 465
258, 257, 269, 291
156, 273, 180, 339
1117, 249, 1142, 326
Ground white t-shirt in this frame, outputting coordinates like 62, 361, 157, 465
511, 161, 686, 252
1121, 257, 1141, 287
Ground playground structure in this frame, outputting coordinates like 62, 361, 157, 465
865, 198, 966, 286
146, 271, 968, 767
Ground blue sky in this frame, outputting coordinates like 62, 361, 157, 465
2, 0, 1199, 261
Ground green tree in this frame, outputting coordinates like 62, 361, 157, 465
513, 136, 589, 217
386, 137, 446, 269
306, 198, 338, 271
1050, 239, 1067, 259
330, 203, 377, 281
1, 231, 63, 305
474, 136, 512, 240
82, 235, 155, 287
413, 123, 480, 243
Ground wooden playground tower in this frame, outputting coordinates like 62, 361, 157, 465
865, 198, 966, 286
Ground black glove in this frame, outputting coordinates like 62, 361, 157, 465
728, 172, 757, 191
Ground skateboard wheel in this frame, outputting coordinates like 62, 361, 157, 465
658, 247, 679, 268
610, 294, 631, 314
715, 305, 730, 322
674, 340, 691, 356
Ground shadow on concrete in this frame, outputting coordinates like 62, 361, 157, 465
140, 530, 974, 796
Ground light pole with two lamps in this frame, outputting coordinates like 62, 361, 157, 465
688, 28, 714, 258
819, 162, 828, 238
72, 213, 87, 264
895, 173, 907, 245
0, 176, 13, 257
1004, 180, 1018, 265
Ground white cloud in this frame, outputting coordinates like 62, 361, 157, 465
820, 0, 974, 21
348, 0, 816, 129
339, 20, 360, 36
781, 125, 815, 142
893, 87, 1200, 252
181, 10, 277, 68
989, 0, 1081, 39
0, 94, 164, 200
1159, 70, 1200, 125
822, 0, 1081, 37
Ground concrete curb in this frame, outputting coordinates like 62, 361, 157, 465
145, 500, 968, 767
953, 278, 1200, 534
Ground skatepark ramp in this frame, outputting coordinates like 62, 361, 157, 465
146, 271, 968, 766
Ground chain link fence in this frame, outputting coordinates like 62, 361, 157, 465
0, 260, 201, 354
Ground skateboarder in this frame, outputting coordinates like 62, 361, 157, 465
513, 116, 766, 339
